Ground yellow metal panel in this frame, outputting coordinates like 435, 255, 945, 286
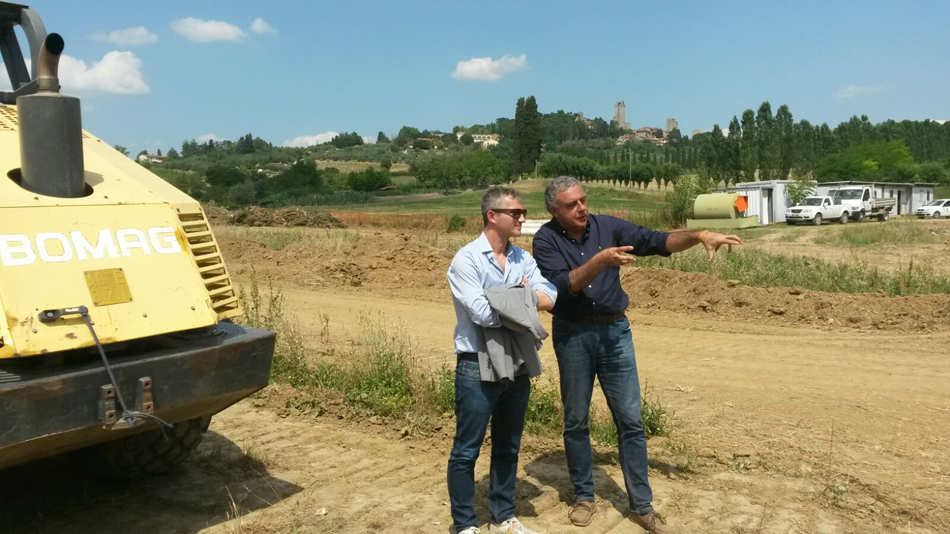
0, 292, 13, 358
84, 268, 133, 306
0, 204, 218, 357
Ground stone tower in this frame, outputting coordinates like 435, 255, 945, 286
613, 101, 630, 131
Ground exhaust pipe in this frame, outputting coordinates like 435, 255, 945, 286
17, 33, 86, 198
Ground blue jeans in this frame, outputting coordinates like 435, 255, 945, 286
447, 358, 531, 532
552, 316, 653, 515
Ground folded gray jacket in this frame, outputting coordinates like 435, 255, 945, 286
475, 284, 548, 382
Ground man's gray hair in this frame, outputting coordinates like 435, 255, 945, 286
481, 186, 522, 226
545, 176, 582, 210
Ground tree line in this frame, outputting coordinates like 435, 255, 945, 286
696, 102, 950, 184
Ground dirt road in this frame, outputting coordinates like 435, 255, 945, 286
3, 225, 949, 533
4, 285, 947, 533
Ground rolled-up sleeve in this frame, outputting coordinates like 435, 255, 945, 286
614, 219, 672, 257
522, 252, 557, 303
447, 252, 500, 328
532, 230, 574, 296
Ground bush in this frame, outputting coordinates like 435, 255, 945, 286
665, 173, 713, 225
787, 174, 817, 206
228, 180, 257, 207
446, 214, 467, 233
270, 160, 324, 194
346, 169, 392, 192
206, 165, 247, 188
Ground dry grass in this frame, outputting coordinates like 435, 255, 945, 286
215, 226, 361, 251
814, 220, 946, 247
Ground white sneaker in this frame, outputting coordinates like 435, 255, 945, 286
489, 518, 538, 534
457, 528, 481, 534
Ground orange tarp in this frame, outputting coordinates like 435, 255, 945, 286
734, 196, 749, 212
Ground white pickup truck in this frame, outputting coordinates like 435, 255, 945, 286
829, 185, 895, 222
786, 196, 851, 225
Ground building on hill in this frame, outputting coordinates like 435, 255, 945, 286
665, 118, 678, 133
137, 153, 166, 164
574, 113, 594, 128
456, 132, 499, 146
615, 127, 666, 146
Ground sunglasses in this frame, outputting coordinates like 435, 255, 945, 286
491, 208, 528, 219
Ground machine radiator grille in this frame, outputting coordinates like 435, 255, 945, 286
177, 208, 241, 319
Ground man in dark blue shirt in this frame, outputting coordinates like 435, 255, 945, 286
532, 176, 742, 534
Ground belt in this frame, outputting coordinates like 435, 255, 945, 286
457, 352, 478, 362
572, 312, 626, 325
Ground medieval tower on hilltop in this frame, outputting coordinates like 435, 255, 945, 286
613, 101, 631, 131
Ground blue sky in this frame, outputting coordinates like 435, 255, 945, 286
16, 0, 950, 155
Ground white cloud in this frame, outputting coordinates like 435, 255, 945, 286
362, 136, 375, 145
282, 132, 339, 147
250, 17, 276, 35
195, 133, 225, 143
58, 51, 149, 95
171, 18, 245, 42
90, 26, 158, 46
451, 53, 527, 82
834, 83, 889, 100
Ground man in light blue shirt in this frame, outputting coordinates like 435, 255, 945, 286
446, 186, 556, 534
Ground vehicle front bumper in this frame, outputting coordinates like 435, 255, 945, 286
785, 212, 817, 221
0, 322, 275, 469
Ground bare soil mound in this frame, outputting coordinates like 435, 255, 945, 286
227, 206, 346, 228
625, 267, 950, 332
219, 229, 950, 332
222, 231, 453, 290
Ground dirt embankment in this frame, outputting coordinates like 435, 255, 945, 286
205, 204, 345, 228
624, 268, 950, 332
219, 229, 950, 333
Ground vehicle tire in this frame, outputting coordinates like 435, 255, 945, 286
856, 210, 866, 222
839, 213, 848, 224
935, 211, 942, 219
812, 213, 822, 226
878, 212, 889, 222
89, 415, 211, 478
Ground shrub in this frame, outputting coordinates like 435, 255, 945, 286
446, 214, 467, 233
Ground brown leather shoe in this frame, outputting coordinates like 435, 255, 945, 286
631, 510, 673, 533
568, 500, 596, 526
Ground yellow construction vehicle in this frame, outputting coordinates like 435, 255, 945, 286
0, 2, 275, 475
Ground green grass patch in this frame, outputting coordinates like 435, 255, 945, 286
525, 382, 563, 437
813, 221, 942, 247
239, 272, 677, 440
239, 276, 450, 423
320, 181, 665, 217
637, 247, 950, 296
590, 385, 673, 447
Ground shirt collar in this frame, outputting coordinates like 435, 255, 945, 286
476, 232, 510, 255
550, 216, 591, 241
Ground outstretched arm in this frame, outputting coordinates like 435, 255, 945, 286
665, 230, 744, 260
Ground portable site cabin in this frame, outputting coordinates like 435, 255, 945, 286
815, 182, 937, 216
718, 180, 795, 225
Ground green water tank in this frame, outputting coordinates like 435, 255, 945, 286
693, 193, 741, 220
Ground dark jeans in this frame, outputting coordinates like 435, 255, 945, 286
551, 316, 653, 515
447, 358, 531, 532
